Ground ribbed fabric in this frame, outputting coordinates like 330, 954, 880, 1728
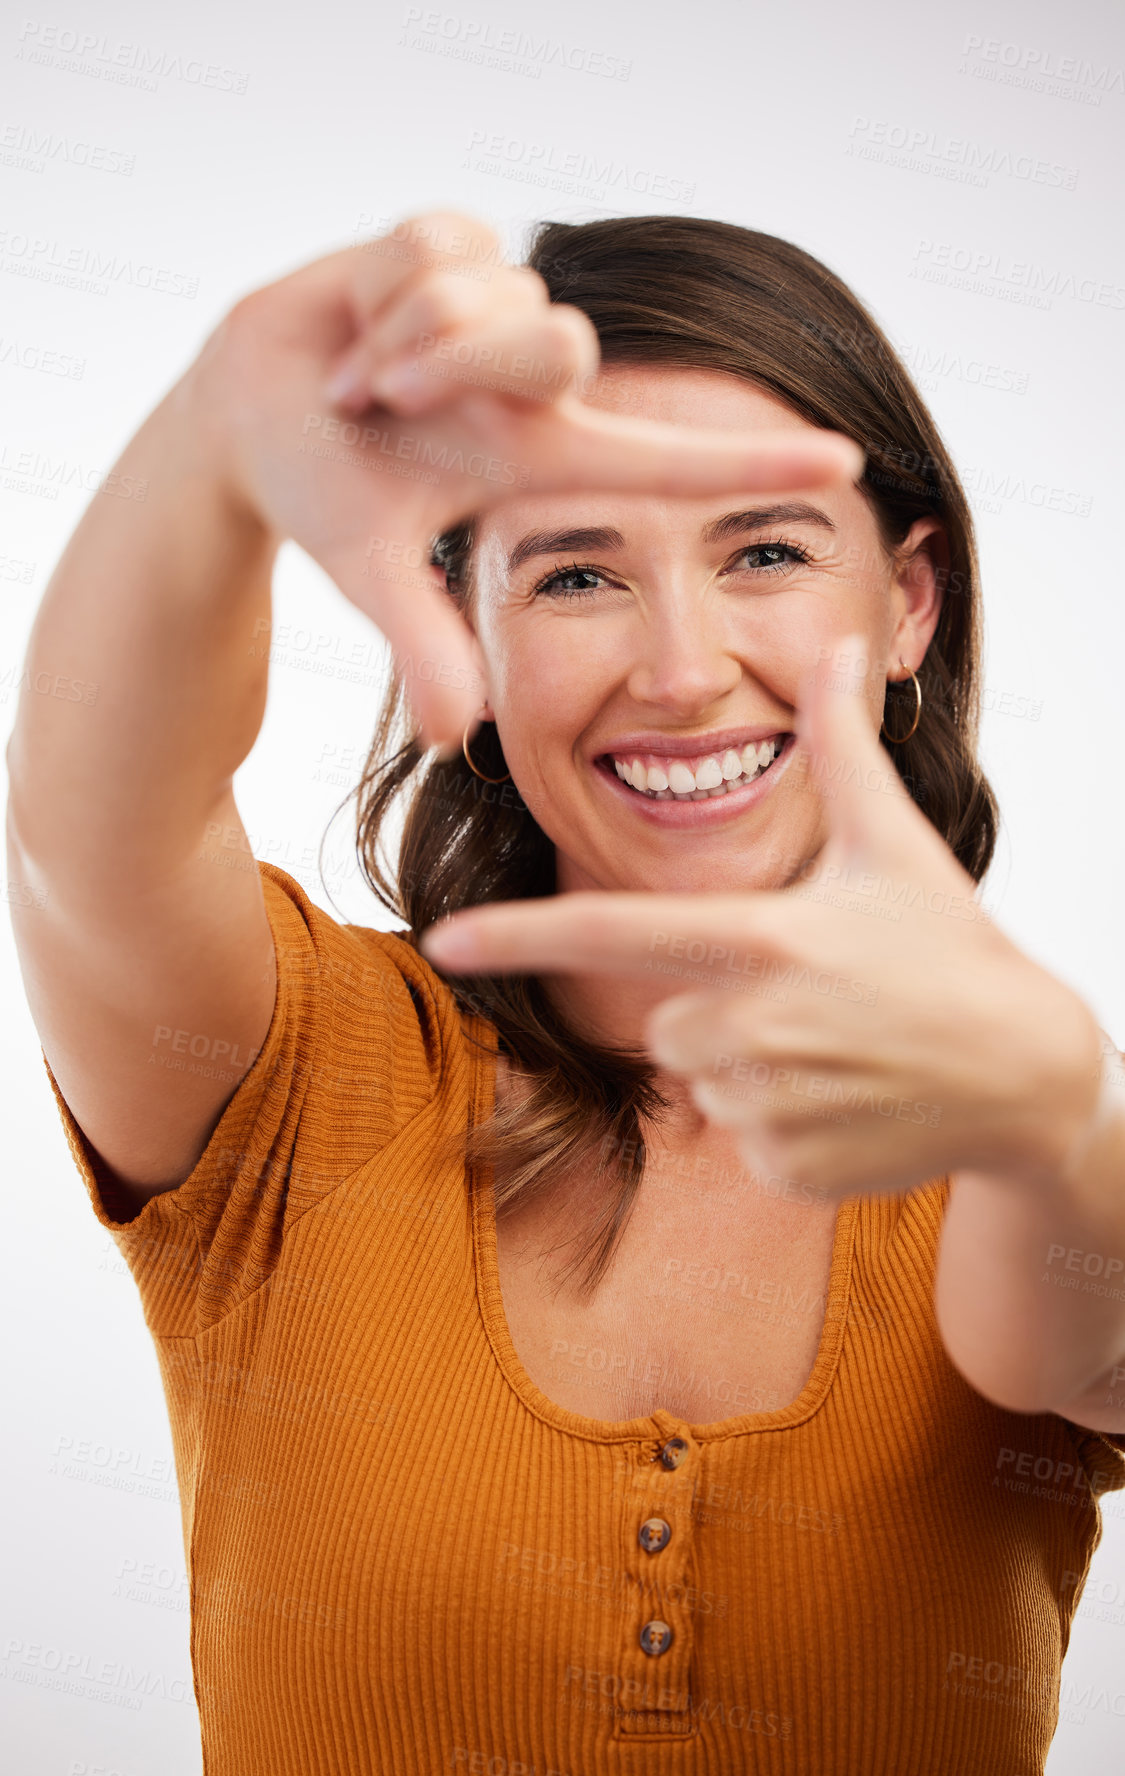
43, 859, 1125, 1775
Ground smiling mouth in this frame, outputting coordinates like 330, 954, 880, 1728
599, 734, 794, 801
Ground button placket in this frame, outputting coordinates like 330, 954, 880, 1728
612, 1424, 701, 1739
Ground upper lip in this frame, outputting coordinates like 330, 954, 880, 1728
595, 726, 793, 760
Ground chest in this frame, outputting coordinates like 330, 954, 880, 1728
493, 1141, 842, 1428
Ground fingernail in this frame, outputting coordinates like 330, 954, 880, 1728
647, 1005, 685, 1063
836, 633, 867, 680
324, 358, 369, 406
369, 358, 429, 409
840, 439, 866, 480
420, 920, 477, 967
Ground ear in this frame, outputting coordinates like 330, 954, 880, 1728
888, 516, 946, 678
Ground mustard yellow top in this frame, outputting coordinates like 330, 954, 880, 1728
44, 861, 1125, 1774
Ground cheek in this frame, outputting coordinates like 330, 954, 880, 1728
495, 627, 602, 759
749, 589, 887, 679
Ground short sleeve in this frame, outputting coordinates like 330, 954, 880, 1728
42, 861, 456, 1338
1058, 1420, 1125, 1498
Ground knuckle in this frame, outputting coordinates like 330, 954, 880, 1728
398, 209, 501, 257
224, 288, 274, 335
537, 310, 595, 367
555, 298, 600, 340
402, 269, 481, 337
504, 264, 550, 304
547, 304, 599, 361
204, 292, 276, 381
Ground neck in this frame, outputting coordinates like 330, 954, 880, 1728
543, 970, 715, 1146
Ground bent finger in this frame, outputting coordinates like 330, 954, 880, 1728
365, 303, 601, 416
316, 535, 486, 752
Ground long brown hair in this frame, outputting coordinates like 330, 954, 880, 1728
351, 214, 999, 1295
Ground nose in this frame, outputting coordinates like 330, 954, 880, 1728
624, 596, 744, 717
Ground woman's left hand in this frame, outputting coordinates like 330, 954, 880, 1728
419, 636, 1104, 1201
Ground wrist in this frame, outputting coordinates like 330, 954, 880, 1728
1045, 1039, 1125, 1219
973, 978, 1106, 1199
164, 346, 279, 555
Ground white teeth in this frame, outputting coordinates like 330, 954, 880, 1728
610, 736, 786, 800
721, 749, 743, 781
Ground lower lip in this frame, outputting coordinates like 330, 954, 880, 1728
592, 735, 798, 828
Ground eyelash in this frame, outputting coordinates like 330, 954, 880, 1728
530, 540, 811, 599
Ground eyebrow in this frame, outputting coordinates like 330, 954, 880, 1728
505, 502, 837, 574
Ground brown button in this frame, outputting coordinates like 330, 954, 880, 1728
639, 1516, 672, 1554
639, 1619, 674, 1656
659, 1437, 689, 1470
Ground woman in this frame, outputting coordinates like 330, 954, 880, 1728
9, 208, 1125, 1775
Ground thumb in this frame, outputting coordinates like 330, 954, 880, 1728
796, 633, 916, 861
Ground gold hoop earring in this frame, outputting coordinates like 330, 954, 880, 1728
880, 658, 922, 743
462, 710, 512, 784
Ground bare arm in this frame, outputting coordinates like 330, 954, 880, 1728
6, 369, 281, 1208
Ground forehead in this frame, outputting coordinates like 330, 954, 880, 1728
577, 361, 810, 432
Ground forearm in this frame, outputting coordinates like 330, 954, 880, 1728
6, 366, 278, 896
934, 1048, 1125, 1416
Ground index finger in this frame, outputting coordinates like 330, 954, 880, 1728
418, 890, 788, 985
504, 392, 866, 501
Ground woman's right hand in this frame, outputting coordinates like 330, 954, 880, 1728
186, 209, 863, 752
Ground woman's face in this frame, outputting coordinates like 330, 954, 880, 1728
465, 364, 944, 896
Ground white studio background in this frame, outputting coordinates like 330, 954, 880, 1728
2, 0, 1123, 1769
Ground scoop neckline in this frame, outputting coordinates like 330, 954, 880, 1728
464, 1012, 861, 1446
